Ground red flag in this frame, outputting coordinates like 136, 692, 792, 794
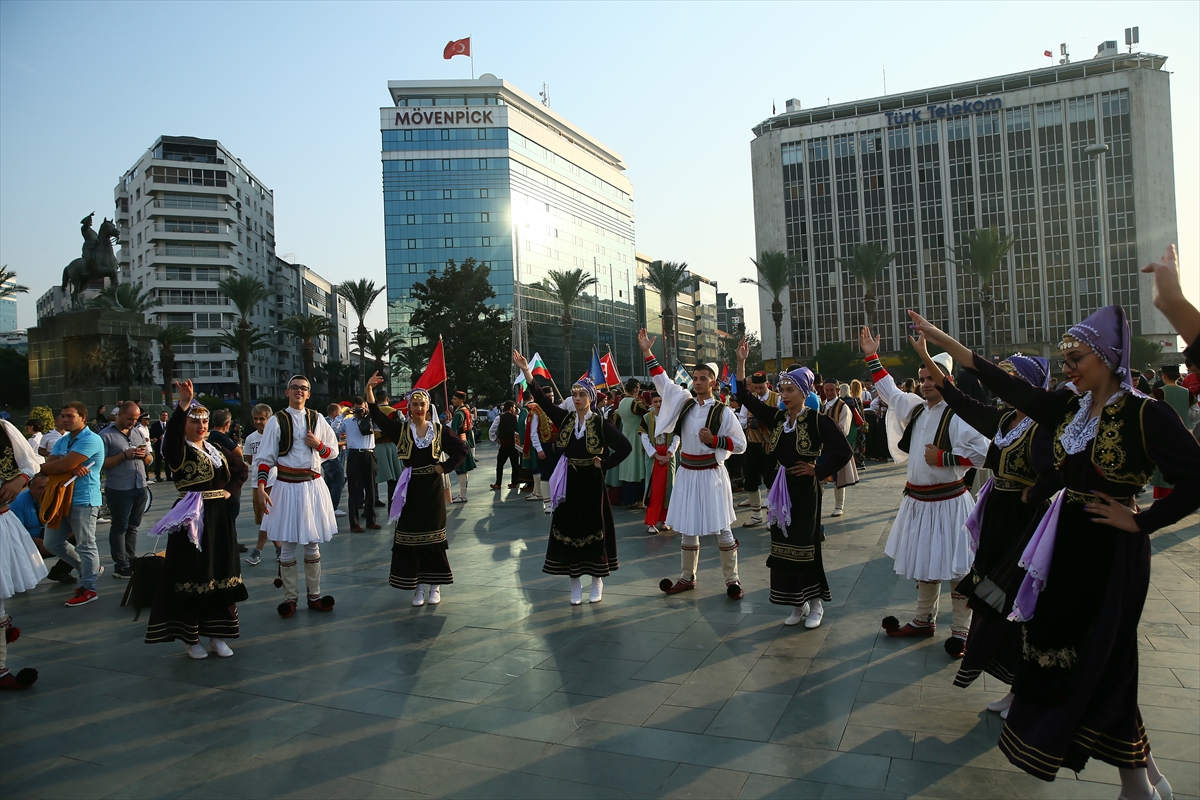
443, 38, 471, 60
414, 339, 447, 390
599, 353, 621, 388
719, 362, 730, 383
1043, 50, 1053, 57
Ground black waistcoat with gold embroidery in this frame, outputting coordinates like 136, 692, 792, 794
556, 412, 605, 456
1053, 393, 1154, 491
173, 442, 231, 491
989, 410, 1040, 488
0, 423, 20, 483
395, 420, 443, 462
767, 408, 823, 464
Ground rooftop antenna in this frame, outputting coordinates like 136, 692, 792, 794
1124, 26, 1139, 53
1059, 42, 1070, 65
539, 83, 550, 108
882, 63, 887, 95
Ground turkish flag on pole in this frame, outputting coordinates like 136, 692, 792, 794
414, 338, 447, 390
1044, 50, 1053, 57
444, 38, 471, 59
599, 353, 621, 388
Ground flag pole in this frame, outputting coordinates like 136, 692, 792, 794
439, 334, 449, 422
470, 34, 474, 79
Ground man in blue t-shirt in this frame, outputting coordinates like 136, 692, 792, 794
42, 401, 107, 607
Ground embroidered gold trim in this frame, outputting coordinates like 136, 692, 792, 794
0, 446, 20, 483
394, 528, 447, 546
174, 575, 244, 595
770, 542, 815, 561
551, 526, 605, 547
1021, 627, 1077, 669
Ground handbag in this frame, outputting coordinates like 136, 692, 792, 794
120, 551, 165, 620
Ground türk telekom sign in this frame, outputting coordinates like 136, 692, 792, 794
380, 106, 506, 129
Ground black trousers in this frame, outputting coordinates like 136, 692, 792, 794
346, 450, 377, 526
743, 441, 776, 491
495, 444, 521, 486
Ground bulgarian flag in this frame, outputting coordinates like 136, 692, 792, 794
514, 352, 551, 386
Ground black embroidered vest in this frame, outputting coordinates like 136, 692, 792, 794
395, 420, 443, 461
274, 408, 320, 457
0, 424, 21, 483
898, 404, 957, 454
555, 412, 605, 455
767, 408, 823, 459
992, 410, 1039, 487
1053, 393, 1154, 489
671, 398, 727, 438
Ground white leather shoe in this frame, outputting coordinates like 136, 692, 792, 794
589, 578, 603, 604
1154, 775, 1173, 800
210, 638, 234, 658
986, 692, 1014, 713
805, 600, 825, 628
569, 578, 583, 606
831, 508, 844, 517
428, 586, 441, 605
185, 643, 208, 660
785, 603, 810, 626
412, 585, 427, 607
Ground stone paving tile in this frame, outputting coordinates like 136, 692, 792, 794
2, 457, 1196, 799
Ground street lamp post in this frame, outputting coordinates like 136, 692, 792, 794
1085, 142, 1111, 308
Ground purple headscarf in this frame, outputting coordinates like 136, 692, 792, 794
999, 354, 1050, 389
1059, 305, 1133, 392
777, 366, 814, 397
572, 377, 598, 406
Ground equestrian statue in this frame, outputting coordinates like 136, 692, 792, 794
62, 212, 120, 307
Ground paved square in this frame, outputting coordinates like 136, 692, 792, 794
2, 450, 1196, 799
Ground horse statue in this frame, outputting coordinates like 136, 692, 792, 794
62, 214, 120, 308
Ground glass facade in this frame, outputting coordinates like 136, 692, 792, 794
773, 88, 1141, 357
382, 85, 638, 386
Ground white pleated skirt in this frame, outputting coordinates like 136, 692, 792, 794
263, 480, 338, 544
664, 466, 736, 536
884, 492, 976, 582
0, 512, 49, 599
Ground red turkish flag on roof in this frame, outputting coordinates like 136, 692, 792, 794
444, 38, 471, 60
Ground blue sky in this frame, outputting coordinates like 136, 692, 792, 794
2, 0, 1196, 336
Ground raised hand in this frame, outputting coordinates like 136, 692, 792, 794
907, 310, 945, 343
367, 371, 385, 389
736, 339, 750, 364
512, 349, 529, 370
859, 326, 881, 357
1142, 244, 1200, 344
175, 379, 195, 408
637, 328, 656, 354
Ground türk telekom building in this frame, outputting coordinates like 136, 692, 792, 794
750, 49, 1179, 362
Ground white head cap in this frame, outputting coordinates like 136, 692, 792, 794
931, 352, 954, 376
704, 363, 720, 379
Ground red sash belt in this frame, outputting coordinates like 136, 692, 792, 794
276, 465, 319, 483
903, 480, 967, 501
680, 452, 718, 470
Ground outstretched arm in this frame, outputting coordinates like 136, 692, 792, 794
1142, 245, 1200, 347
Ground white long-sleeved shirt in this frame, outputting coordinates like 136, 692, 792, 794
650, 369, 747, 461
640, 430, 681, 458
251, 406, 339, 479
2, 419, 40, 500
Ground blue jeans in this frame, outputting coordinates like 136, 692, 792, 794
324, 452, 345, 511
107, 487, 147, 572
44, 506, 101, 590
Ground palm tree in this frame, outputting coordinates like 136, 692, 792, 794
88, 281, 162, 314
278, 315, 335, 386
542, 268, 599, 380
154, 325, 194, 398
336, 279, 383, 395
949, 226, 1015, 359
359, 328, 404, 377
0, 266, 29, 300
740, 251, 796, 365
217, 274, 273, 424
215, 327, 273, 412
397, 343, 432, 386
643, 260, 693, 372
838, 243, 897, 332
321, 359, 355, 398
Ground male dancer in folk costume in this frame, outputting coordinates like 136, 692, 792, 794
448, 391, 476, 503
861, 327, 989, 656
514, 352, 631, 605
736, 343, 851, 627
0, 419, 47, 689
637, 329, 749, 599
253, 374, 340, 618
738, 372, 779, 527
366, 373, 466, 607
523, 391, 559, 514
639, 391, 679, 535
911, 335, 1060, 714
820, 379, 859, 517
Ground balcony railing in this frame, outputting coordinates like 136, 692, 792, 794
153, 200, 231, 211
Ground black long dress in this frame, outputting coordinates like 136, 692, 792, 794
737, 386, 851, 606
967, 355, 1200, 781
145, 405, 249, 645
370, 406, 466, 590
527, 381, 631, 578
934, 378, 1061, 689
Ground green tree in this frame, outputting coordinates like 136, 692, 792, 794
154, 325, 194, 398
813, 341, 865, 383
217, 274, 274, 425
29, 406, 56, 435
358, 329, 404, 377
720, 331, 763, 376
279, 315, 335, 385
643, 260, 693, 372
838, 243, 896, 332
949, 226, 1015, 360
541, 268, 598, 381
88, 281, 162, 313
397, 343, 432, 386
319, 359, 356, 399
1130, 336, 1164, 373
0, 266, 30, 300
740, 251, 797, 366
410, 258, 510, 400
336, 278, 384, 396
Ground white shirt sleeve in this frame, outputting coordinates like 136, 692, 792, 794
835, 402, 852, 436
716, 405, 748, 455
489, 415, 500, 442
530, 418, 543, 453
252, 416, 281, 474
640, 431, 655, 458
668, 434, 680, 455
948, 416, 990, 469
650, 368, 691, 434
315, 414, 339, 463
2, 420, 40, 479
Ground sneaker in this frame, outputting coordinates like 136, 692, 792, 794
237, 543, 248, 553
830, 508, 844, 517
96, 518, 110, 525
113, 567, 132, 580
65, 588, 97, 607
47, 560, 75, 583
244, 552, 262, 566
334, 509, 347, 516
647, 525, 660, 535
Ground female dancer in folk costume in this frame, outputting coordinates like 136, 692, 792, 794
910, 335, 1062, 714
252, 374, 340, 618
735, 342, 851, 628
366, 373, 466, 607
0, 419, 48, 688
145, 380, 248, 659
639, 391, 678, 535
862, 327, 990, 657
514, 351, 632, 606
911, 302, 1200, 800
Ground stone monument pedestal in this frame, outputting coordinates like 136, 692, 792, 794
28, 309, 162, 411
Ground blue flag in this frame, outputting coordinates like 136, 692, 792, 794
589, 347, 605, 386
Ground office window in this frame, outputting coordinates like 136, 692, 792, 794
441, 129, 450, 140
480, 189, 488, 198
482, 237, 491, 246
406, 190, 415, 200
479, 159, 487, 169
407, 215, 415, 224
408, 263, 417, 274
404, 130, 413, 142
481, 213, 489, 222
444, 214, 452, 223
443, 189, 452, 199
442, 159, 450, 170
445, 238, 453, 247
405, 160, 413, 171
478, 129, 486, 139
408, 239, 416, 248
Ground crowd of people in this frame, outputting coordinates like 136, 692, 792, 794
0, 247, 1197, 799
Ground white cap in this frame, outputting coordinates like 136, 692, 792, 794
931, 352, 954, 375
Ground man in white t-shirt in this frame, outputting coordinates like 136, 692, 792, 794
243, 404, 277, 566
